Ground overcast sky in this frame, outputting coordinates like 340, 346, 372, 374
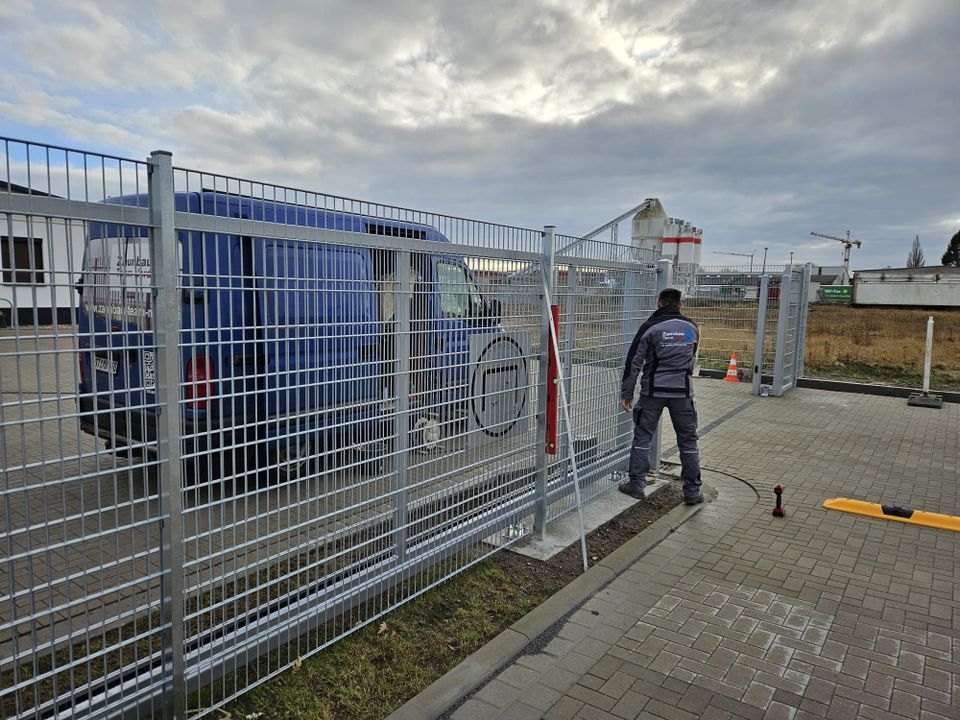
1, 0, 957, 269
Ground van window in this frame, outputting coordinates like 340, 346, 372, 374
438, 262, 483, 319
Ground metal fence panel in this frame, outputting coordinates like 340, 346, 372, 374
1, 137, 663, 720
546, 235, 659, 523
1, 139, 170, 719
678, 265, 786, 379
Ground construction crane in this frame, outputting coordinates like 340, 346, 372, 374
810, 230, 861, 283
712, 250, 756, 272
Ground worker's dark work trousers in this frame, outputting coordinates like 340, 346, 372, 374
629, 396, 701, 499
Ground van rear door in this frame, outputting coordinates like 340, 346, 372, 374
80, 228, 156, 401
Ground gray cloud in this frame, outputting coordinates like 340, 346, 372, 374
1, 0, 957, 268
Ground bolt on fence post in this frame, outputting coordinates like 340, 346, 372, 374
650, 259, 672, 480
393, 250, 412, 563
752, 275, 770, 395
534, 226, 556, 540
148, 150, 186, 720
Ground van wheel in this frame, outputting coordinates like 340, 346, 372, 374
276, 438, 313, 480
411, 413, 442, 455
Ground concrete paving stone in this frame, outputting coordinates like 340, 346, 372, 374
567, 682, 619, 712
906, 639, 952, 663
559, 622, 595, 643
648, 651, 682, 676
663, 641, 710, 665
790, 648, 843, 672
889, 689, 921, 718
496, 664, 542, 690
451, 698, 502, 720
697, 675, 746, 702
518, 682, 566, 712
706, 692, 765, 720
581, 674, 606, 691
761, 701, 796, 720
739, 653, 789, 680
600, 670, 640, 700
542, 636, 579, 658
637, 680, 683, 706
719, 637, 770, 661
892, 677, 952, 705
575, 703, 618, 720
611, 690, 651, 719
494, 700, 544, 720
642, 698, 701, 720
473, 679, 524, 709
676, 655, 724, 682
543, 696, 586, 720
567, 651, 608, 674
752, 670, 807, 697
576, 637, 619, 661
592, 622, 632, 645
540, 666, 584, 692
590, 655, 626, 681
833, 682, 893, 711
825, 694, 860, 720
692, 632, 723, 654
676, 685, 713, 715
518, 651, 568, 675
919, 696, 959, 719
699, 707, 735, 720
741, 682, 776, 710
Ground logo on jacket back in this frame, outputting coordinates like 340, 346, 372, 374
662, 328, 696, 344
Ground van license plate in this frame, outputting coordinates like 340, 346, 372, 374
94, 356, 118, 375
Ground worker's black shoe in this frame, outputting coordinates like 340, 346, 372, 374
683, 493, 704, 505
618, 482, 646, 500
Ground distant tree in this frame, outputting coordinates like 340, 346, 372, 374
943, 229, 960, 266
906, 235, 925, 268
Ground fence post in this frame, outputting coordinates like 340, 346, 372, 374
795, 263, 813, 380
554, 262, 580, 478
752, 275, 770, 395
650, 260, 672, 476
393, 250, 412, 562
772, 268, 793, 396
562, 262, 579, 465
533, 226, 556, 540
618, 264, 643, 457
148, 150, 186, 720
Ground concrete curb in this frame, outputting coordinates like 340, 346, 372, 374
387, 488, 712, 720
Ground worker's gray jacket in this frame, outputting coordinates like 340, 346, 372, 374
620, 306, 699, 400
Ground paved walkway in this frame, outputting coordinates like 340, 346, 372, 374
424, 381, 960, 719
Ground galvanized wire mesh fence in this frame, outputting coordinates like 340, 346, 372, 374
1, 138, 671, 720
677, 265, 789, 381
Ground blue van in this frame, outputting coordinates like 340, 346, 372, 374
76, 192, 501, 476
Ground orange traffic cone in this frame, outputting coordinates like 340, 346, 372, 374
724, 353, 740, 382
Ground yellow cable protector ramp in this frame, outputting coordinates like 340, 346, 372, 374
823, 498, 960, 532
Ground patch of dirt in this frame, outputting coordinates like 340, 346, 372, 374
492, 477, 684, 586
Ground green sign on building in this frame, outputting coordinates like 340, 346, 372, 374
820, 285, 852, 302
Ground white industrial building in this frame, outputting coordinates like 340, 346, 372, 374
853, 266, 960, 307
1, 181, 85, 326
578, 198, 703, 291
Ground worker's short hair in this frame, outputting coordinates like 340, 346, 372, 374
658, 288, 682, 305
